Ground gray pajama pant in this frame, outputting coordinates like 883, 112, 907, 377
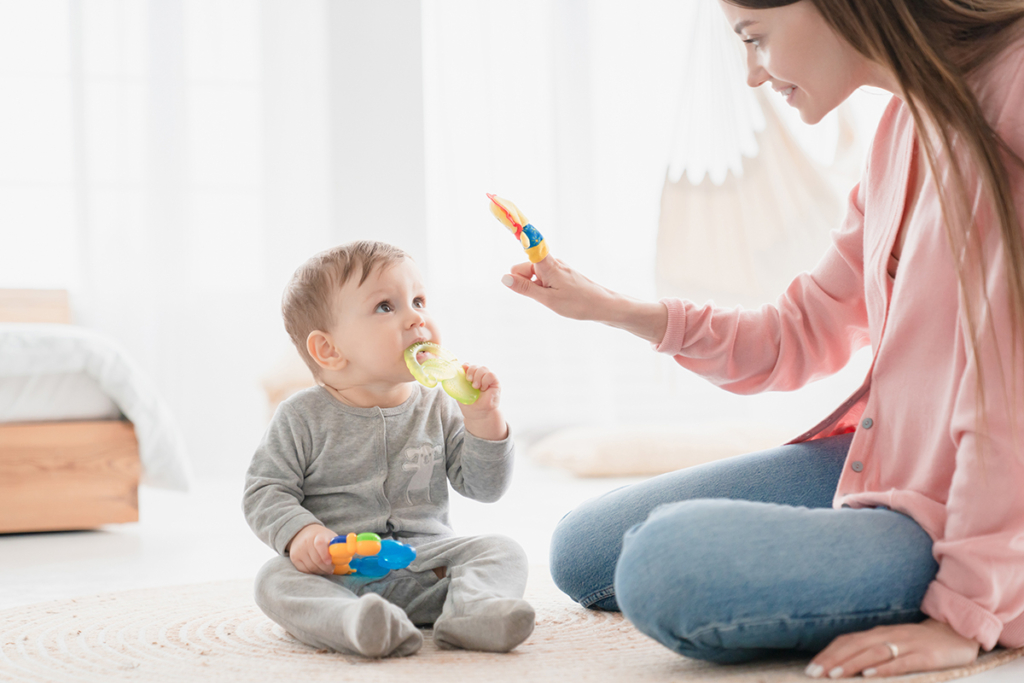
254, 533, 533, 657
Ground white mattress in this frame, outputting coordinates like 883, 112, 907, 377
0, 323, 192, 491
0, 372, 122, 423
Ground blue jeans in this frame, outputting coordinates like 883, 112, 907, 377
549, 433, 938, 663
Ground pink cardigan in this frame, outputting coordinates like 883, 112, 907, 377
655, 37, 1024, 650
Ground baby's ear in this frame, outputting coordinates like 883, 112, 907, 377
307, 330, 347, 371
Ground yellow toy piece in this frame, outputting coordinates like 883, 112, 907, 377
487, 194, 529, 231
487, 193, 549, 263
329, 532, 382, 575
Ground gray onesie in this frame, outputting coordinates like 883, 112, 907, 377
243, 384, 533, 657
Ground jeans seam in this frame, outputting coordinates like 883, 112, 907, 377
686, 607, 925, 642
579, 586, 616, 608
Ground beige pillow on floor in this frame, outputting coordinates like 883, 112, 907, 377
527, 423, 800, 477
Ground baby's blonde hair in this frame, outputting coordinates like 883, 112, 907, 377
283, 240, 409, 376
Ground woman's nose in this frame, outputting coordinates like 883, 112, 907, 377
746, 53, 769, 88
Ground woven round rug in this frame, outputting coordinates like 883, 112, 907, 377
1, 569, 1020, 683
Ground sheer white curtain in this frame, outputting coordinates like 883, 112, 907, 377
420, 0, 881, 439
421, 0, 710, 437
0, 0, 336, 477
656, 1, 892, 310
1, 0, 885, 476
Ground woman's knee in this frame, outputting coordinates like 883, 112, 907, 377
549, 496, 628, 609
614, 498, 936, 664
614, 499, 749, 660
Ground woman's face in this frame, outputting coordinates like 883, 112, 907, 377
718, 0, 878, 124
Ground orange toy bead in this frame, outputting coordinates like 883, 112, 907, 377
329, 532, 383, 575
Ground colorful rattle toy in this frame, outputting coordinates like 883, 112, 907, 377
329, 532, 416, 578
404, 341, 480, 405
486, 193, 549, 263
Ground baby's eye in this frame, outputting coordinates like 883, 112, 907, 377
413, 297, 425, 309
375, 301, 393, 313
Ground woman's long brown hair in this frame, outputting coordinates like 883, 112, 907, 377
729, 0, 1024, 439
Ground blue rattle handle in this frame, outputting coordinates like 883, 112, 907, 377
349, 539, 417, 578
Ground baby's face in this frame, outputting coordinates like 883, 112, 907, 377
329, 257, 440, 385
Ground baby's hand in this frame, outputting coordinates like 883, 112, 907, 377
463, 363, 500, 410
458, 364, 508, 441
287, 523, 336, 575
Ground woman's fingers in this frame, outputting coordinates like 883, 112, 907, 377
507, 257, 562, 289
862, 652, 935, 678
807, 631, 869, 677
807, 621, 979, 679
503, 256, 601, 320
810, 640, 903, 678
502, 267, 550, 303
509, 260, 538, 280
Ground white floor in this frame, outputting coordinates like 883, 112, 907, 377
1, 453, 1021, 682
0, 448, 639, 609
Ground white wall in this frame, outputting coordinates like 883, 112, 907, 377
328, 1, 428, 260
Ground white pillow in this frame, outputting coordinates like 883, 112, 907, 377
0, 372, 121, 422
0, 323, 192, 491
527, 422, 798, 477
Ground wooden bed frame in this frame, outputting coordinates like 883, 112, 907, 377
0, 289, 141, 533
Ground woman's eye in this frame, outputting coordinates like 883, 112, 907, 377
742, 37, 761, 48
375, 302, 393, 313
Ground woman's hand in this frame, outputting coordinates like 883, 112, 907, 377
501, 256, 615, 322
286, 523, 336, 576
806, 619, 980, 679
502, 257, 669, 344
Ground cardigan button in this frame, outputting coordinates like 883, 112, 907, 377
851, 461, 864, 473
861, 417, 874, 429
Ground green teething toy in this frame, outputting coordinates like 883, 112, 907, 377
404, 341, 481, 405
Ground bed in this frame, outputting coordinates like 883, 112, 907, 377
0, 289, 191, 533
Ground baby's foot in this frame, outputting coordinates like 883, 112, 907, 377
433, 598, 535, 652
342, 593, 423, 658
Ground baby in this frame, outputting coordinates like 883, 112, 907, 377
243, 240, 534, 657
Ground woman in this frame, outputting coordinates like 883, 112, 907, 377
501, 0, 1024, 678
